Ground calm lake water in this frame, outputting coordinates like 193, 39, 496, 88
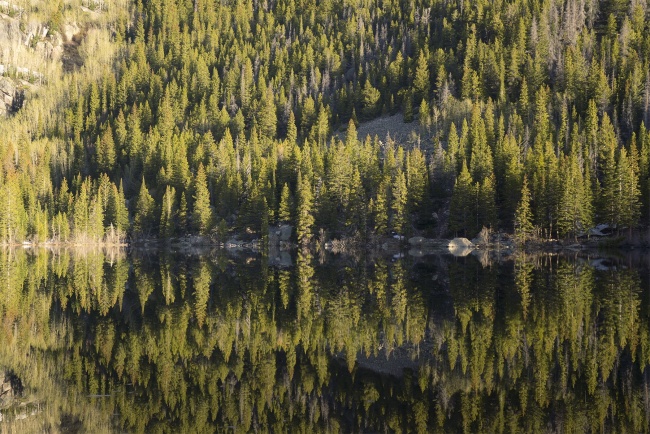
0, 248, 649, 433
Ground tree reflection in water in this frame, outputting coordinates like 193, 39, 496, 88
0, 248, 649, 433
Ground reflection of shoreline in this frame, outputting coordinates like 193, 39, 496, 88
3, 238, 649, 267
0, 249, 647, 432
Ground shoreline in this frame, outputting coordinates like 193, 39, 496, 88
1, 232, 647, 258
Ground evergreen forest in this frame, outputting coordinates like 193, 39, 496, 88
2, 0, 650, 244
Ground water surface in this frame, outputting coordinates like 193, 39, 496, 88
0, 249, 649, 433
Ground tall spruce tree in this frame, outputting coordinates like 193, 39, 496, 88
160, 185, 177, 238
514, 176, 534, 244
615, 147, 641, 231
295, 171, 314, 246
134, 177, 155, 237
449, 161, 474, 236
192, 164, 214, 235
278, 183, 293, 224
391, 170, 408, 235
373, 179, 389, 236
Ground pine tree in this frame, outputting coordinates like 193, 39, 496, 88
469, 104, 493, 183
261, 197, 270, 245
557, 155, 586, 238
0, 173, 27, 244
478, 174, 497, 230
230, 109, 246, 139
57, 178, 73, 215
419, 99, 431, 132
584, 100, 599, 174
107, 181, 129, 238
519, 77, 529, 115
406, 148, 428, 217
449, 161, 474, 236
178, 192, 189, 234
278, 183, 293, 224
127, 105, 143, 170
347, 167, 366, 232
345, 118, 358, 149
89, 197, 105, 243
615, 147, 641, 231
134, 177, 155, 237
51, 212, 70, 243
373, 180, 389, 236
295, 172, 314, 246
501, 133, 523, 226
114, 109, 127, 159
413, 50, 430, 103
314, 104, 329, 146
514, 176, 534, 244
73, 180, 90, 242
391, 170, 408, 234
286, 110, 298, 144
361, 80, 381, 119
599, 139, 617, 225
192, 164, 214, 235
403, 91, 414, 123
30, 205, 49, 244
257, 84, 277, 139
97, 126, 116, 174
160, 185, 177, 238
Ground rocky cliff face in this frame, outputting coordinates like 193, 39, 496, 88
0, 371, 22, 409
0, 77, 16, 116
0, 4, 72, 117
0, 76, 23, 116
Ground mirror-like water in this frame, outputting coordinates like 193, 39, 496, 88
0, 249, 649, 433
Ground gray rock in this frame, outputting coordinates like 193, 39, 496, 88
269, 224, 293, 243
448, 237, 474, 248
448, 237, 475, 256
0, 77, 24, 116
0, 77, 15, 115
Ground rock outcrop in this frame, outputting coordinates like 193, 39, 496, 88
0, 371, 22, 409
448, 237, 475, 256
0, 76, 20, 116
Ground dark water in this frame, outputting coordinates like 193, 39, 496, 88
0, 248, 649, 433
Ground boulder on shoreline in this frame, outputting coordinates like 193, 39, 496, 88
448, 237, 475, 256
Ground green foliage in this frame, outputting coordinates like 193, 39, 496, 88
0, 173, 27, 243
373, 180, 389, 236
391, 171, 408, 234
96, 127, 116, 174
133, 178, 155, 237
413, 50, 430, 103
278, 183, 293, 224
362, 80, 381, 119
107, 182, 129, 237
296, 172, 314, 246
1, 0, 649, 246
192, 164, 214, 236
514, 176, 534, 244
614, 147, 641, 230
160, 185, 177, 239
449, 161, 475, 237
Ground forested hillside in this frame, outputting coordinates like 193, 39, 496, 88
1, 0, 650, 245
